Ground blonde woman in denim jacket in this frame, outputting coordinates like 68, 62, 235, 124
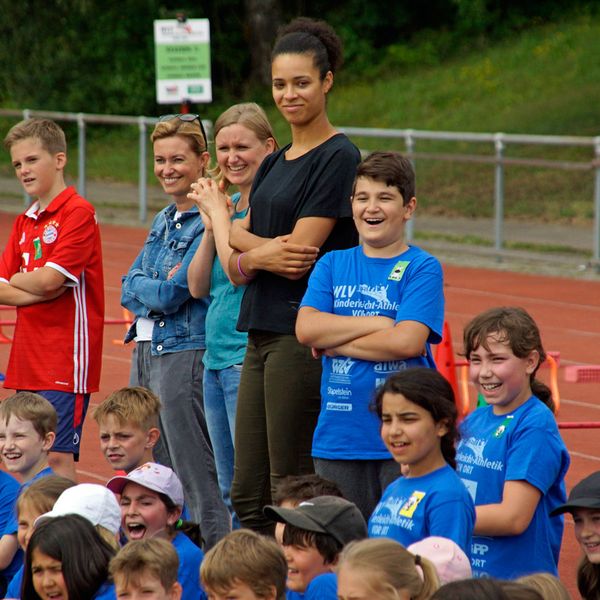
121, 115, 230, 549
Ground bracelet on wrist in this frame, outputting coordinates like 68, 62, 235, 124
237, 252, 255, 281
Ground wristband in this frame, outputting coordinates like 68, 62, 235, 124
237, 252, 255, 281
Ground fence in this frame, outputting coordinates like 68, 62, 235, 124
1, 108, 599, 266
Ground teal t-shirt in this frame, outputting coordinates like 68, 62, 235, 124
203, 193, 248, 370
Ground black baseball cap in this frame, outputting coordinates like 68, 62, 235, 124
551, 471, 600, 516
263, 495, 367, 546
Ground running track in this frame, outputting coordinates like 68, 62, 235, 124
0, 214, 598, 597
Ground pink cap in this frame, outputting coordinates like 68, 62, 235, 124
408, 536, 472, 584
106, 462, 184, 507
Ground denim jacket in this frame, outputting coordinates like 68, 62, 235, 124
121, 203, 209, 355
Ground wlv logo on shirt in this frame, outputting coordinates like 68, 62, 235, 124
329, 357, 355, 385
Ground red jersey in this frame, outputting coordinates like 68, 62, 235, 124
0, 187, 104, 393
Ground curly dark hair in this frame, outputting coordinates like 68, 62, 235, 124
272, 17, 343, 77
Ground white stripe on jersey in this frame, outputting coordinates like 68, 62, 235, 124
72, 272, 90, 393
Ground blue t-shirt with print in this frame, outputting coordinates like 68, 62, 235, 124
456, 397, 570, 579
286, 573, 337, 600
203, 193, 248, 370
368, 464, 474, 555
300, 245, 444, 459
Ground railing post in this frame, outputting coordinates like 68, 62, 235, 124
494, 133, 505, 260
593, 137, 600, 271
77, 113, 86, 198
405, 130, 415, 242
138, 117, 148, 223
22, 108, 31, 207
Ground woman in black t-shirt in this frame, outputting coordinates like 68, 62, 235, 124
228, 17, 360, 533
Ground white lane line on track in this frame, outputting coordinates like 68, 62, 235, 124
570, 451, 600, 463
560, 398, 600, 411
445, 288, 600, 312
75, 469, 108, 482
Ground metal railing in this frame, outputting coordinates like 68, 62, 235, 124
1, 108, 598, 264
339, 126, 600, 265
0, 108, 213, 223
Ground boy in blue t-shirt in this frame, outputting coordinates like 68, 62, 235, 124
264, 496, 367, 600
296, 151, 444, 519
0, 392, 57, 590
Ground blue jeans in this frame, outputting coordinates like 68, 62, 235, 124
129, 343, 231, 549
203, 365, 242, 529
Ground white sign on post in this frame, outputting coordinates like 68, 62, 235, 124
154, 19, 212, 104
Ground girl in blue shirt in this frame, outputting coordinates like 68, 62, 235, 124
21, 514, 116, 600
368, 367, 475, 555
456, 307, 570, 579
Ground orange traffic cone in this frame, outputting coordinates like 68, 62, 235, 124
434, 321, 464, 416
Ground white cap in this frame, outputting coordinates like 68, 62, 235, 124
37, 483, 121, 535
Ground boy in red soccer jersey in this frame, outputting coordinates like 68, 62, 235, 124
0, 118, 104, 480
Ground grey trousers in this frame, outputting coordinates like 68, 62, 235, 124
314, 457, 401, 522
130, 342, 230, 549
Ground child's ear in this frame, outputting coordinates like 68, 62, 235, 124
168, 581, 182, 600
436, 418, 450, 438
166, 506, 183, 527
263, 585, 278, 600
54, 152, 67, 170
525, 349, 540, 374
145, 427, 160, 449
404, 196, 417, 220
42, 431, 56, 452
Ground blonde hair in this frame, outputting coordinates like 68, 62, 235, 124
4, 118, 67, 154
96, 525, 120, 553
517, 573, 572, 600
110, 538, 179, 591
201, 530, 287, 600
93, 386, 161, 431
17, 476, 76, 516
151, 116, 208, 157
211, 103, 278, 191
339, 538, 440, 600
0, 392, 57, 438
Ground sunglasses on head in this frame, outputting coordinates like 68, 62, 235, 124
158, 113, 207, 148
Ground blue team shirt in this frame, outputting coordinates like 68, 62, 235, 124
172, 532, 207, 600
456, 397, 570, 579
0, 471, 22, 582
3, 467, 54, 536
286, 573, 337, 599
300, 245, 444, 459
368, 465, 474, 554
5, 563, 23, 599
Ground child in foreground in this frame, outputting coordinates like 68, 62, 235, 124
0, 392, 57, 584
264, 495, 367, 599
272, 474, 343, 544
94, 386, 161, 473
368, 367, 475, 555
107, 462, 206, 600
22, 514, 115, 600
200, 529, 287, 600
296, 151, 444, 519
337, 537, 439, 600
456, 306, 570, 578
110, 538, 182, 600
550, 470, 600, 600
5, 475, 74, 599
1, 118, 104, 480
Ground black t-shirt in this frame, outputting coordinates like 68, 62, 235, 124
237, 133, 360, 334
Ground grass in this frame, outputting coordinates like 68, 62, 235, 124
0, 13, 598, 222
